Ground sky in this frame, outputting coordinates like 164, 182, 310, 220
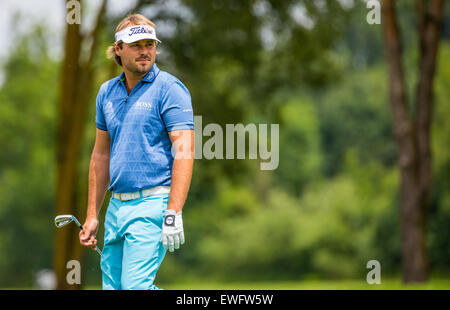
0, 0, 138, 60
0, 0, 356, 84
0, 0, 357, 60
0, 0, 139, 84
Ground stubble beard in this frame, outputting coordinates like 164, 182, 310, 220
125, 56, 154, 77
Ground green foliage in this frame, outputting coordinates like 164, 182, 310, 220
0, 27, 57, 286
317, 64, 397, 176
172, 153, 398, 281
1, 1, 450, 288
428, 43, 450, 269
275, 96, 323, 194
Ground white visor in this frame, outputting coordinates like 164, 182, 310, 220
115, 25, 161, 44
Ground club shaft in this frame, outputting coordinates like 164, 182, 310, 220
95, 247, 102, 255
72, 217, 84, 230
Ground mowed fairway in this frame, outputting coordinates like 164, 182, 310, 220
9, 277, 450, 290
157, 278, 450, 290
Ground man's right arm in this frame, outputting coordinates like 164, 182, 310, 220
79, 128, 110, 249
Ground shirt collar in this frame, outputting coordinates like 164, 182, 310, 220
117, 63, 160, 84
143, 63, 160, 82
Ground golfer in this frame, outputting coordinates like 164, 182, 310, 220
79, 13, 194, 290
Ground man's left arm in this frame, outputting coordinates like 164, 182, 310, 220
168, 129, 195, 213
161, 129, 194, 252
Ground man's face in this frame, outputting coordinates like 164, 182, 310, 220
116, 39, 157, 77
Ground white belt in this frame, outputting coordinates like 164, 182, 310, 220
112, 186, 170, 201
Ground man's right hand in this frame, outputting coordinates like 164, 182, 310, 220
79, 217, 99, 251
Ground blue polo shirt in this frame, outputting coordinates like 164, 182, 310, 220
95, 64, 194, 193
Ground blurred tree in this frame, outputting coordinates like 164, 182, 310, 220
54, 0, 107, 289
382, 0, 445, 283
428, 42, 450, 272
0, 26, 57, 287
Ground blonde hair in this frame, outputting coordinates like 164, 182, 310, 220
106, 13, 158, 66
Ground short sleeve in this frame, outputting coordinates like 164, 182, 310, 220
96, 84, 107, 131
160, 81, 194, 132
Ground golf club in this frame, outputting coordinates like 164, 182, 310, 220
54, 214, 102, 256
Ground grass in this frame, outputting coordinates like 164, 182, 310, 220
5, 277, 450, 290
158, 278, 450, 290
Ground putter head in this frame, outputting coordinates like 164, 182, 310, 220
54, 214, 74, 228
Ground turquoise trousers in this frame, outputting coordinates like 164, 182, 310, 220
100, 194, 169, 290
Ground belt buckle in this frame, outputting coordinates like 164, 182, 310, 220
118, 193, 123, 201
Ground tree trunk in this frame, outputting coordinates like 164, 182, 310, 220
381, 0, 444, 283
54, 0, 107, 289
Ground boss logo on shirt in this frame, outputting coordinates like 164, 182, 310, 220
135, 101, 153, 110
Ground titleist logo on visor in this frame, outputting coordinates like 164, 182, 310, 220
115, 25, 160, 43
128, 26, 153, 36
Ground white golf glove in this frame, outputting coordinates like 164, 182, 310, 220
162, 209, 185, 252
